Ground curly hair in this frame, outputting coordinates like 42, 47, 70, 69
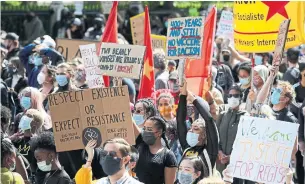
277, 80, 295, 105
135, 98, 157, 118
30, 131, 56, 154
1, 133, 16, 164
1, 105, 11, 127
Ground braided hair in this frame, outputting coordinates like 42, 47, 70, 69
1, 133, 15, 166
147, 116, 170, 149
135, 98, 157, 118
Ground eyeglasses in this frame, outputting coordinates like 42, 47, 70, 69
227, 94, 240, 98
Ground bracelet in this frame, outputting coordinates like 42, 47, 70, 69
86, 160, 92, 163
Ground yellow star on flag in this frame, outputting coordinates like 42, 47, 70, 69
143, 60, 153, 80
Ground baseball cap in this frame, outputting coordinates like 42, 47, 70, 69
5, 32, 19, 41
34, 35, 56, 48
72, 18, 82, 26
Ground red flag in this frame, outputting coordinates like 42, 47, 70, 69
97, 1, 118, 87
138, 6, 155, 99
185, 7, 217, 97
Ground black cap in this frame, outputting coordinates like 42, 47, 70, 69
5, 32, 19, 41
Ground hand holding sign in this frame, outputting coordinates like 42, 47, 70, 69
85, 139, 96, 162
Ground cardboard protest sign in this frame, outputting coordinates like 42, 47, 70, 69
79, 44, 104, 88
130, 13, 145, 45
48, 86, 135, 152
99, 43, 146, 79
216, 11, 234, 44
151, 34, 167, 52
56, 39, 99, 61
272, 19, 290, 66
166, 16, 205, 59
101, 1, 113, 14
230, 116, 299, 184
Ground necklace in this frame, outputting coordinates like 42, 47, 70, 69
44, 169, 59, 184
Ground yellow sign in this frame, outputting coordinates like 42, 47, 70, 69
151, 35, 166, 52
233, 1, 305, 52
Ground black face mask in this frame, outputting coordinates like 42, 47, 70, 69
223, 55, 230, 62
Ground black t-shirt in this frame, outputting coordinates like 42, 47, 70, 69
295, 83, 305, 103
41, 168, 71, 184
273, 107, 298, 123
135, 135, 177, 184
283, 67, 300, 85
13, 137, 36, 172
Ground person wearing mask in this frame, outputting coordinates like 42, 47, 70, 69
52, 7, 73, 39
84, 16, 105, 41
74, 64, 88, 89
168, 60, 176, 74
157, 92, 176, 122
75, 138, 143, 184
4, 32, 21, 61
5, 57, 27, 91
167, 71, 180, 105
55, 63, 77, 93
177, 79, 219, 176
283, 48, 300, 85
166, 122, 183, 163
210, 66, 224, 105
1, 135, 25, 184
30, 132, 71, 184
176, 156, 206, 184
37, 65, 57, 111
133, 98, 157, 128
133, 116, 177, 184
216, 85, 248, 175
237, 61, 252, 103
154, 49, 169, 90
128, 146, 139, 179
23, 11, 45, 45
66, 18, 83, 39
294, 61, 305, 103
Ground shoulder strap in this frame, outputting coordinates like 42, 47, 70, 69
203, 149, 212, 177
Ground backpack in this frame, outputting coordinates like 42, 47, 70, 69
216, 65, 229, 91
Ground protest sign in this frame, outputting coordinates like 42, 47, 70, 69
151, 34, 167, 52
216, 10, 234, 44
166, 16, 205, 59
79, 44, 104, 88
233, 1, 305, 52
48, 86, 135, 152
56, 39, 99, 61
230, 116, 299, 184
101, 1, 113, 14
99, 43, 146, 79
74, 1, 84, 15
272, 19, 290, 66
130, 12, 145, 45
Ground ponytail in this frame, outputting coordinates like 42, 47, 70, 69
147, 116, 170, 149
161, 133, 170, 149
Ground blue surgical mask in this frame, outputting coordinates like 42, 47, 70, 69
255, 55, 263, 65
133, 114, 144, 126
239, 76, 250, 85
56, 75, 68, 86
33, 55, 43, 66
19, 116, 33, 131
20, 97, 31, 110
270, 88, 282, 105
164, 21, 168, 28
186, 132, 199, 147
178, 171, 194, 184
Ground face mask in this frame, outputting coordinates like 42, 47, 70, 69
270, 88, 282, 105
133, 114, 144, 126
164, 21, 168, 28
75, 71, 85, 82
142, 130, 157, 145
37, 160, 52, 172
178, 171, 195, 184
56, 75, 69, 87
33, 55, 43, 66
239, 77, 250, 85
100, 155, 122, 176
186, 132, 199, 147
20, 97, 31, 110
37, 72, 46, 85
255, 55, 263, 65
223, 55, 230, 62
228, 97, 240, 108
158, 106, 172, 117
19, 116, 33, 131
9, 158, 16, 171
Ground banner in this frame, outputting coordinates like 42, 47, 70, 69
79, 44, 104, 88
56, 39, 98, 61
151, 34, 167, 52
230, 116, 299, 184
99, 43, 146, 79
216, 10, 233, 44
48, 86, 135, 152
233, 1, 305, 52
166, 16, 205, 59
130, 12, 145, 45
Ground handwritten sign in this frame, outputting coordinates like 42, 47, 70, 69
230, 116, 299, 184
130, 13, 145, 45
79, 44, 104, 88
99, 43, 146, 79
216, 11, 234, 44
152, 35, 167, 52
166, 16, 205, 59
272, 19, 291, 66
56, 39, 98, 61
48, 86, 135, 152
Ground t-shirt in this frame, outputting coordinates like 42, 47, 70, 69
13, 137, 36, 173
1, 168, 24, 184
135, 135, 177, 184
294, 83, 305, 103
41, 168, 71, 184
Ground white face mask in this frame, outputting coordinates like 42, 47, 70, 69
37, 160, 52, 172
228, 97, 240, 108
37, 72, 46, 85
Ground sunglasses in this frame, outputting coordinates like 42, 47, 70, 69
227, 94, 240, 98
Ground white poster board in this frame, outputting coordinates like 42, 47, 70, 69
74, 1, 84, 15
101, 1, 113, 14
79, 44, 104, 88
230, 116, 299, 184
216, 10, 234, 44
99, 43, 146, 79
166, 16, 205, 59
